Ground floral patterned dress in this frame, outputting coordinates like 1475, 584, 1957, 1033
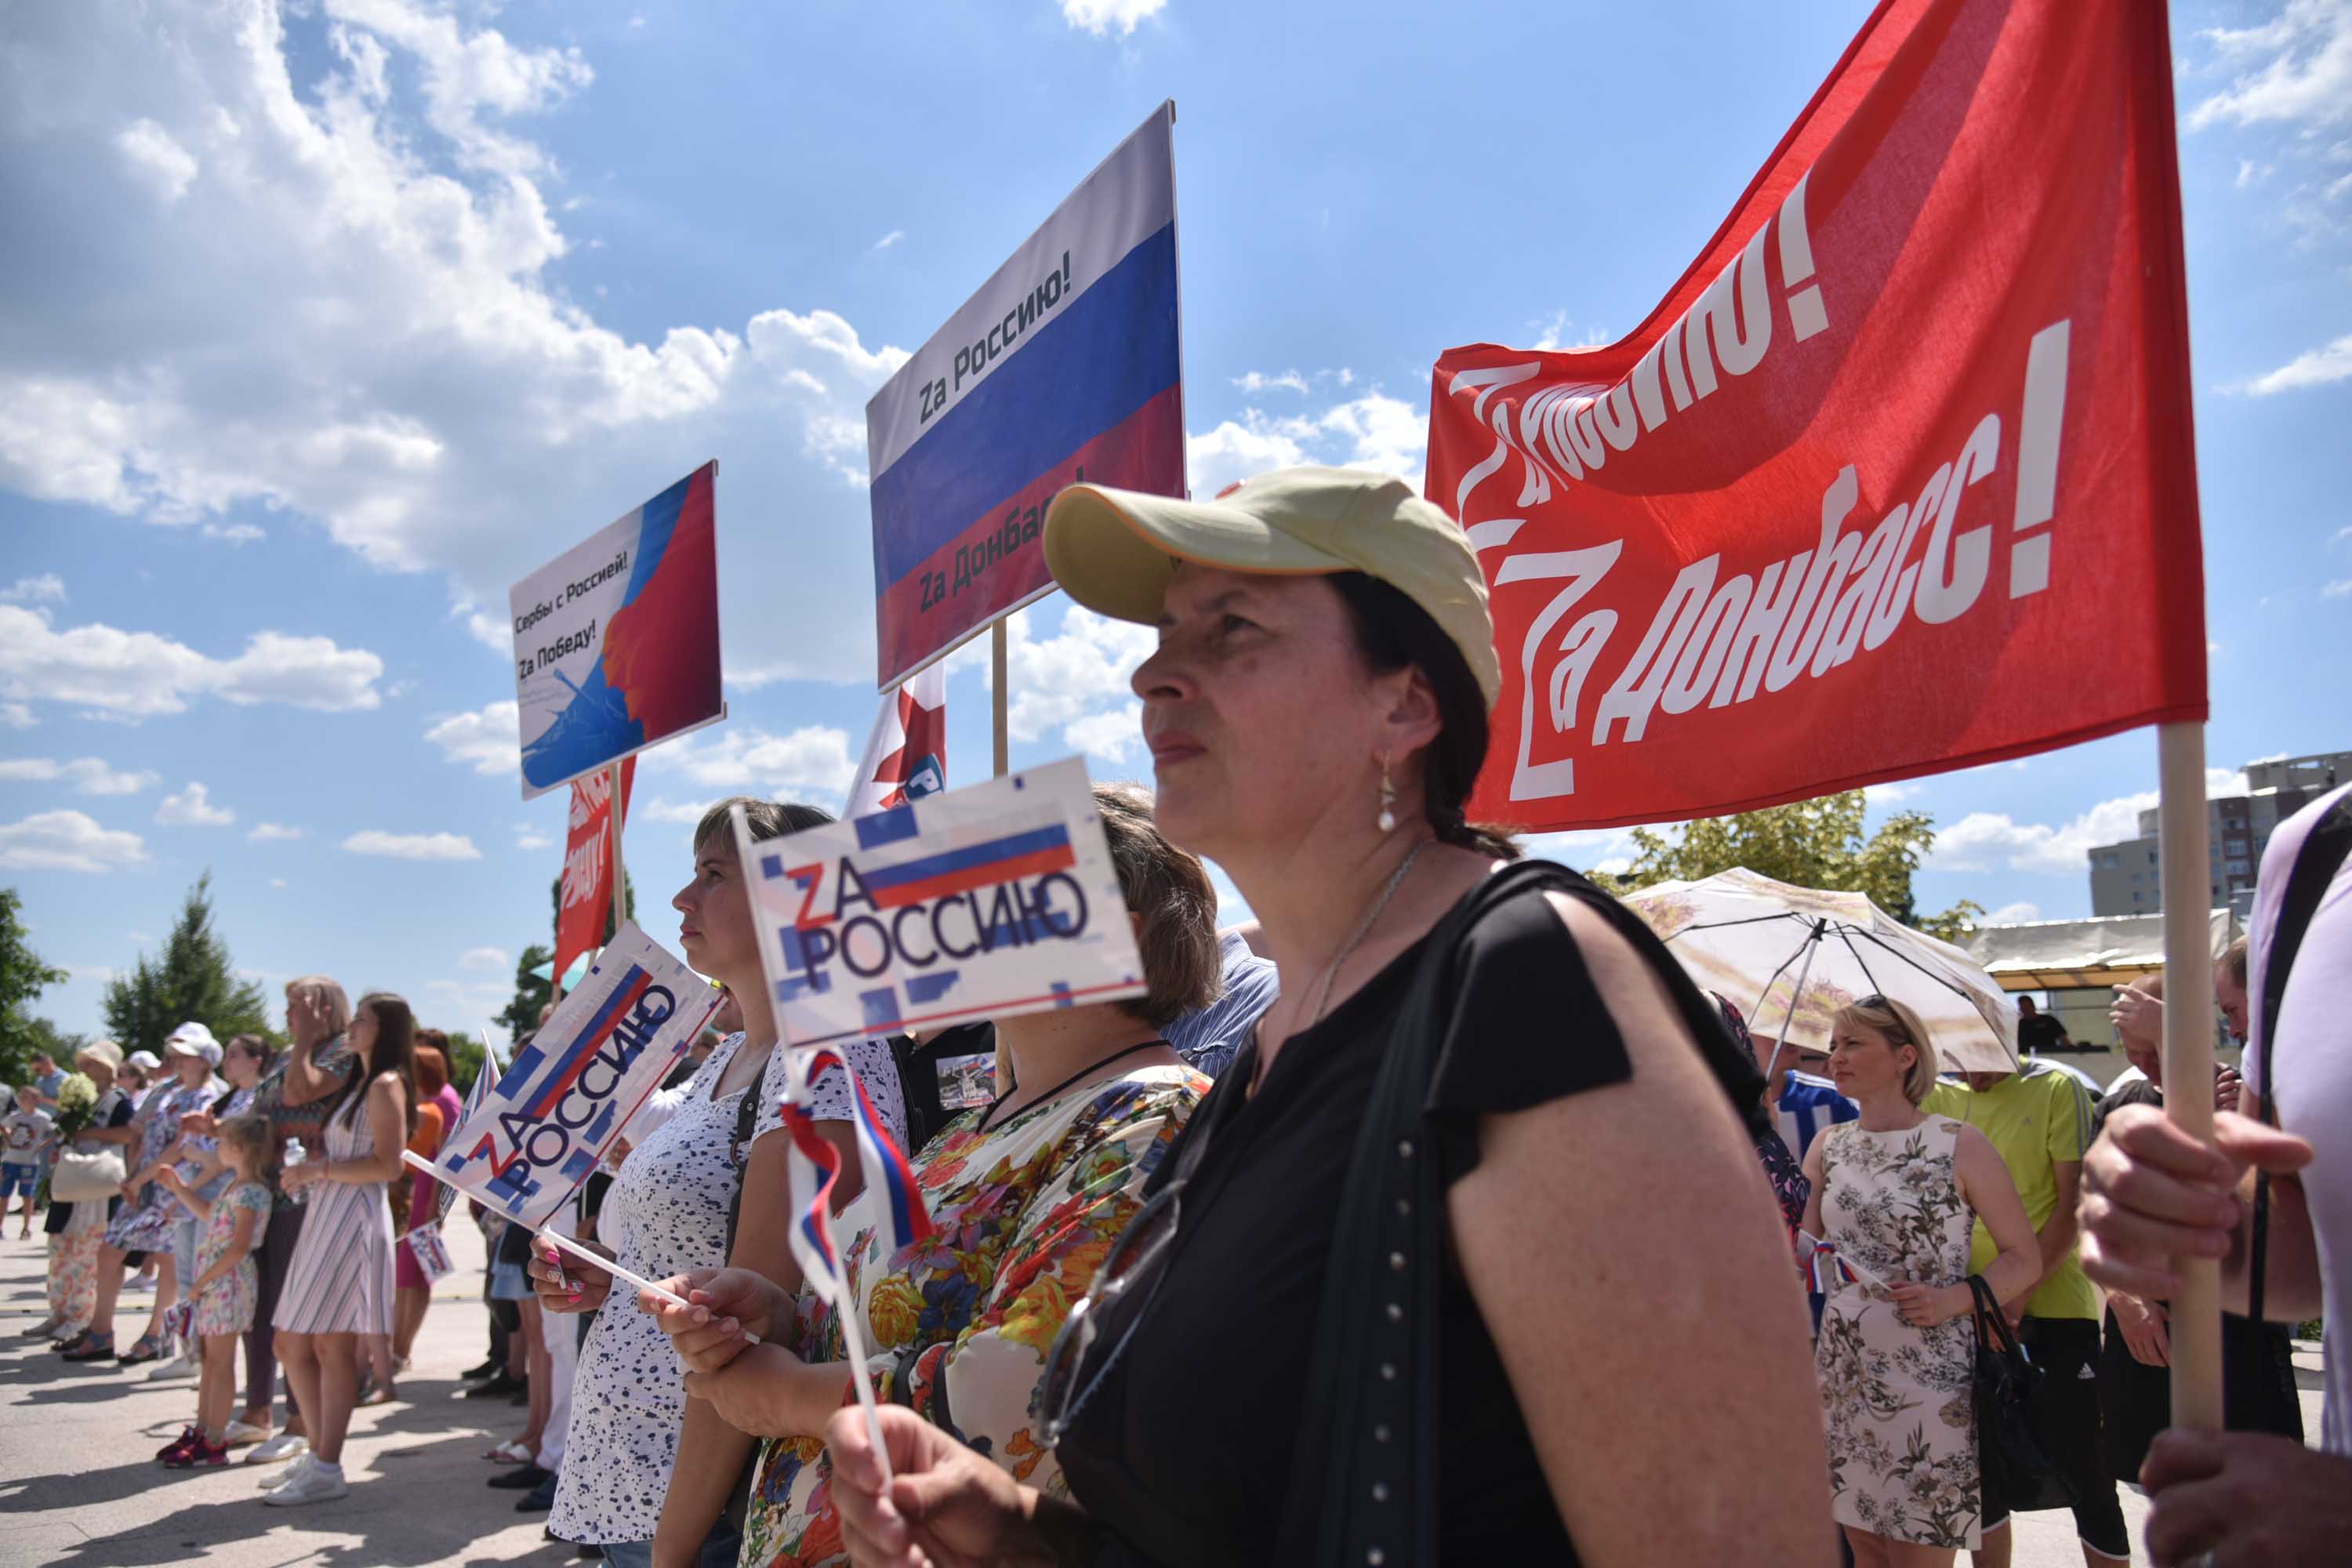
739, 1063, 1209, 1568
103, 1078, 220, 1252
191, 1180, 272, 1338
1814, 1116, 1980, 1549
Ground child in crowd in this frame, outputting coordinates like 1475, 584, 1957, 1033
3, 1085, 53, 1240
155, 1113, 275, 1467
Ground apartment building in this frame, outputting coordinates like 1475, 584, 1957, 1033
2086, 749, 2350, 917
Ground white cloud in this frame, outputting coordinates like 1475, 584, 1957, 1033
1530, 310, 1609, 351
459, 945, 509, 970
155, 780, 234, 826
0, 606, 383, 719
268, 877, 287, 888
0, 703, 31, 729
1065, 702, 1145, 764
425, 699, 521, 775
1231, 369, 1309, 396
514, 822, 554, 851
1863, 781, 1919, 805
1059, 0, 1166, 38
0, 2, 912, 686
0, 810, 149, 873
869, 229, 905, 252
246, 821, 305, 841
2236, 332, 2352, 394
637, 798, 713, 825
1984, 900, 2042, 925
342, 829, 483, 861
2187, 0, 2352, 132
972, 606, 1156, 760
2236, 158, 2275, 187
638, 724, 858, 808
1187, 389, 1430, 499
0, 756, 158, 795
0, 574, 65, 605
1929, 769, 2252, 874
115, 118, 199, 201
2325, 578, 2352, 597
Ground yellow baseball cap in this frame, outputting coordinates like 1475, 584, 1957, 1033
1043, 466, 1501, 709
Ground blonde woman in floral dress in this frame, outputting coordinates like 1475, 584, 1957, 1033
1802, 996, 2040, 1567
639, 784, 1219, 1568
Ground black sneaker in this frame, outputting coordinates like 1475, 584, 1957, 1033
461, 1356, 501, 1381
458, 1370, 525, 1399
488, 1463, 551, 1491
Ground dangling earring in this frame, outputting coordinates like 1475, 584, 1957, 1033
1377, 751, 1397, 833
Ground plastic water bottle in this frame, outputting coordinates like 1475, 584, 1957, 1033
282, 1138, 307, 1170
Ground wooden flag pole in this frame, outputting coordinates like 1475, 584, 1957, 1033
606, 760, 626, 950
2155, 720, 2223, 1431
992, 618, 1011, 779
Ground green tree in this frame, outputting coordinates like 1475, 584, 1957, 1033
0, 887, 71, 1084
496, 944, 554, 1044
100, 873, 273, 1054
1588, 790, 1983, 942
442, 1029, 488, 1095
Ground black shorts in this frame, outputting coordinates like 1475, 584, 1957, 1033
1982, 1316, 2129, 1559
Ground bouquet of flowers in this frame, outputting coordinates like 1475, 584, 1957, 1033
34, 1073, 100, 1207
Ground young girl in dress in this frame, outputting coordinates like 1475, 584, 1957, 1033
157, 1114, 275, 1467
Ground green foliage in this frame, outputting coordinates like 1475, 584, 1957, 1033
1588, 791, 1984, 943
0, 887, 73, 1087
496, 944, 555, 1044
443, 1029, 489, 1095
99, 873, 274, 1054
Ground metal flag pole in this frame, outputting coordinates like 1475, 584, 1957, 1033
992, 618, 1010, 779
2156, 721, 2222, 1430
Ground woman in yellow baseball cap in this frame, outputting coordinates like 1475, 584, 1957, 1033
814, 466, 1835, 1567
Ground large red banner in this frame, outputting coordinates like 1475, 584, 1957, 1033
554, 757, 634, 993
1428, 0, 2205, 832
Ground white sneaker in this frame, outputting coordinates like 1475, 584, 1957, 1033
260, 1454, 311, 1490
223, 1419, 270, 1447
260, 1461, 347, 1506
124, 1273, 155, 1294
146, 1350, 199, 1383
247, 1432, 309, 1466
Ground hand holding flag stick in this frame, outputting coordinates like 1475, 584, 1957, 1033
531, 1224, 764, 1347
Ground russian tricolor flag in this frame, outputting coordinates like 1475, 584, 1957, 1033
865, 102, 1184, 688
791, 1044, 937, 1256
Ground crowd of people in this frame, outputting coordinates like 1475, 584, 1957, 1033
8, 465, 2345, 1566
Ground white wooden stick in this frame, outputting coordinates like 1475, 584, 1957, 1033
2156, 720, 2222, 1431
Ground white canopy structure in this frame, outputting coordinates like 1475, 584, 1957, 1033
1962, 909, 2239, 993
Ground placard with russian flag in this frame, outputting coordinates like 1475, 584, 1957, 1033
739, 757, 1145, 1047
510, 461, 726, 800
425, 923, 721, 1227
866, 102, 1185, 688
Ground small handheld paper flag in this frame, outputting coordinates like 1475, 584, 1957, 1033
1799, 1230, 1889, 1294
436, 1025, 508, 1227
405, 1223, 456, 1284
163, 1300, 193, 1344
782, 1100, 894, 1486
430, 924, 719, 1228
789, 1044, 936, 1255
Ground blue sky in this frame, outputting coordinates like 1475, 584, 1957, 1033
2, 0, 2347, 1040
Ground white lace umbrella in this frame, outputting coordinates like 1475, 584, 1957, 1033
1621, 867, 2020, 1077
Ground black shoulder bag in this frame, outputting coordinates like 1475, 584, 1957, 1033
2247, 790, 2352, 1327
1271, 861, 1768, 1566
1969, 1275, 2075, 1511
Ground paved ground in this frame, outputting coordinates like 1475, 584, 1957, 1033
0, 1217, 2329, 1566
0, 1216, 577, 1568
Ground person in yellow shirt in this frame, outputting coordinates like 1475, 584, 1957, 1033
1924, 1062, 2126, 1566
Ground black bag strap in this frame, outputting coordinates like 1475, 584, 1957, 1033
721, 1061, 764, 1260
1271, 860, 1768, 1566
2248, 789, 2352, 1325
1968, 1274, 2024, 1362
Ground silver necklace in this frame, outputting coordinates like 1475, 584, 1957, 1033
1307, 839, 1432, 1026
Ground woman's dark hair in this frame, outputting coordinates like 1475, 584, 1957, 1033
1327, 572, 1519, 860
212, 1033, 276, 1116
1092, 782, 1221, 1028
693, 797, 837, 855
329, 992, 418, 1137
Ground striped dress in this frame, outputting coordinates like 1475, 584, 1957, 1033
272, 1097, 395, 1334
